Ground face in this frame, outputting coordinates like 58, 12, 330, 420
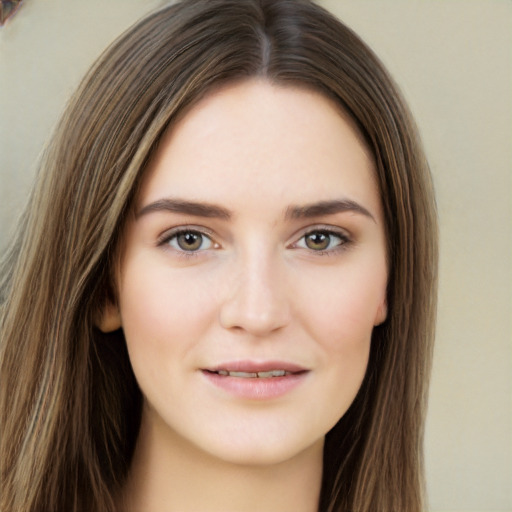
104, 80, 388, 466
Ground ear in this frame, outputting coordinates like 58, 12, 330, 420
95, 301, 122, 332
374, 298, 388, 326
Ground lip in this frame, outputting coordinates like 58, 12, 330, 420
201, 360, 309, 400
207, 360, 308, 374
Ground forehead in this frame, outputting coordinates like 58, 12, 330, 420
138, 79, 378, 214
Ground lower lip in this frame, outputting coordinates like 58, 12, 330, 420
201, 370, 308, 400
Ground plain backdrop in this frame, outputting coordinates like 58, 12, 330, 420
1, 1, 511, 511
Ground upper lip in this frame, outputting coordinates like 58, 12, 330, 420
205, 360, 308, 374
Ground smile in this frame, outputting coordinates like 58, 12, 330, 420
212, 369, 293, 378
201, 361, 309, 400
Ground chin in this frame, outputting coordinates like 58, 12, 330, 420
205, 436, 324, 467
184, 420, 326, 468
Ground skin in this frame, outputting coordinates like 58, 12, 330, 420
101, 79, 388, 511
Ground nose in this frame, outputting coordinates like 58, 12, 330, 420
219, 249, 290, 337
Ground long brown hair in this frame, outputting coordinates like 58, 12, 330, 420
0, 1, 438, 510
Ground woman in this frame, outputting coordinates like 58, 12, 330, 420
0, 0, 438, 511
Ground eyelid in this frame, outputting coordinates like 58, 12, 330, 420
289, 224, 352, 252
156, 223, 351, 256
157, 225, 219, 253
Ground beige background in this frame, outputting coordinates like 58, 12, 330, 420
1, 1, 511, 510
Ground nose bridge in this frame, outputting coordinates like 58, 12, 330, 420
219, 240, 290, 336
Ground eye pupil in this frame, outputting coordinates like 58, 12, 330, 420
177, 232, 202, 251
305, 232, 330, 250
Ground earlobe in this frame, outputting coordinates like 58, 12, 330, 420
374, 299, 388, 326
96, 302, 122, 332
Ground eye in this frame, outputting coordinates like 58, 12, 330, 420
295, 229, 348, 252
163, 229, 214, 252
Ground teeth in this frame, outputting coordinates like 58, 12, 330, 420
229, 371, 258, 378
257, 370, 286, 378
216, 369, 290, 378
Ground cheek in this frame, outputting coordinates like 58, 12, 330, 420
319, 295, 373, 390
293, 260, 386, 409
298, 289, 374, 436
297, 262, 387, 349
118, 257, 219, 359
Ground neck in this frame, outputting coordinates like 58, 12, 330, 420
118, 407, 324, 512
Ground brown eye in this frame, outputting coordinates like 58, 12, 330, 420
177, 232, 203, 251
166, 230, 213, 252
305, 232, 330, 250
297, 230, 347, 252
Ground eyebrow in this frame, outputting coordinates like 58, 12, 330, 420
137, 198, 232, 220
136, 197, 375, 222
285, 199, 375, 222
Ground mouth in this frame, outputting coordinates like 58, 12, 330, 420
201, 361, 309, 399
203, 360, 308, 378
205, 369, 300, 378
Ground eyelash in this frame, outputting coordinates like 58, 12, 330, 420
292, 226, 351, 255
157, 225, 352, 258
157, 227, 217, 259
